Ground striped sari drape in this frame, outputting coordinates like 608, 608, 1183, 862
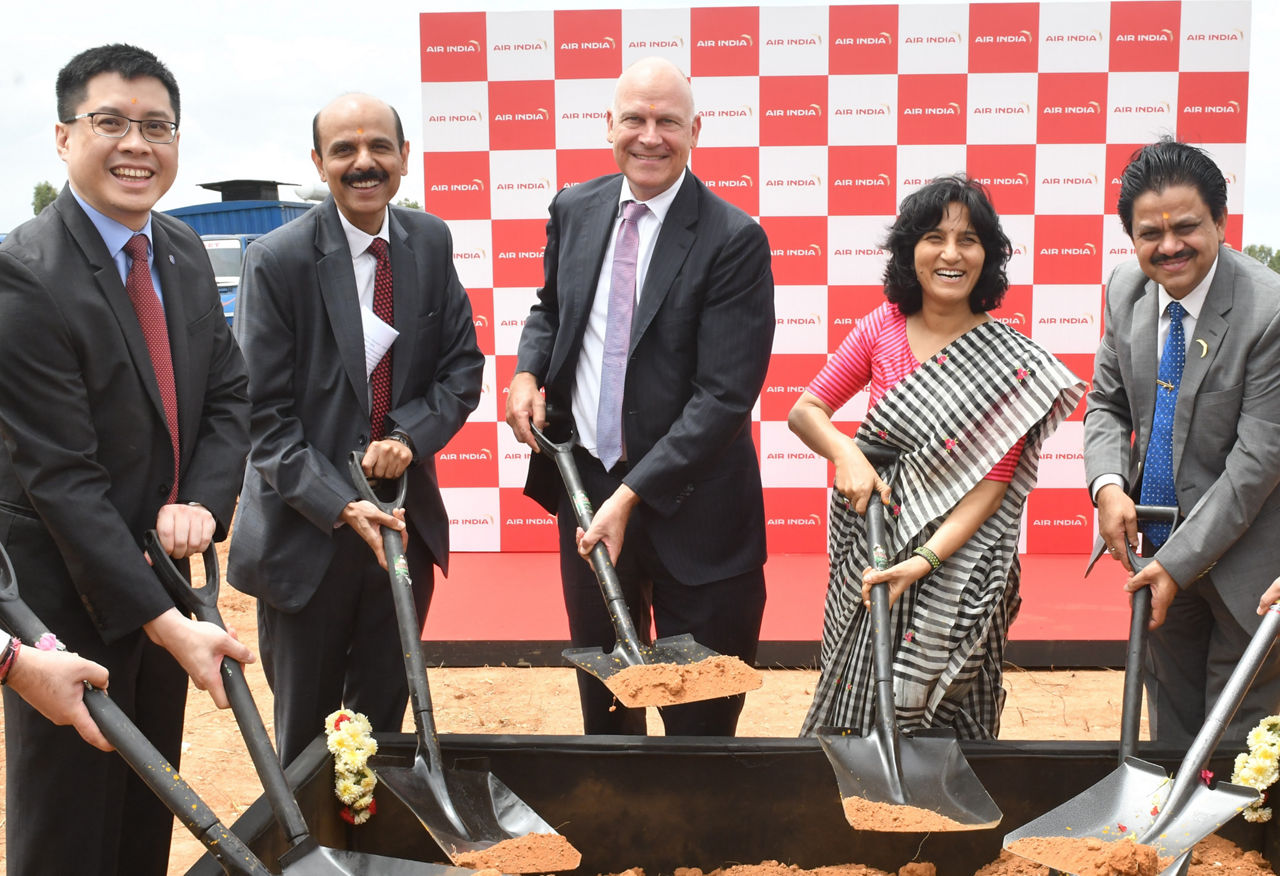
801, 320, 1085, 739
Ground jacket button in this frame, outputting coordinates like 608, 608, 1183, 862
357, 434, 368, 446
158, 482, 172, 496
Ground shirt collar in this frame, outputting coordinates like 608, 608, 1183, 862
617, 169, 685, 223
69, 186, 155, 259
336, 204, 391, 257
1157, 250, 1218, 321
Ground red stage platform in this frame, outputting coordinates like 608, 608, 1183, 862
424, 552, 1132, 669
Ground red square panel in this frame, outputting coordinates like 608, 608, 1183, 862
556, 149, 620, 191
1025, 489, 1095, 553
437, 422, 500, 488
764, 488, 829, 553
1109, 1, 1180, 72
420, 12, 487, 82
499, 489, 559, 552
423, 152, 491, 219
969, 3, 1039, 73
492, 219, 548, 288
760, 76, 828, 146
828, 286, 888, 353
898, 74, 967, 145
1054, 353, 1095, 422
1177, 72, 1249, 144
830, 5, 898, 75
761, 353, 829, 420
554, 9, 623, 79
691, 7, 760, 76
1034, 215, 1104, 285
468, 287, 494, 356
967, 145, 1036, 216
991, 284, 1033, 338
489, 81, 556, 151
760, 216, 827, 285
829, 146, 897, 216
695, 147, 760, 216
1037, 73, 1108, 144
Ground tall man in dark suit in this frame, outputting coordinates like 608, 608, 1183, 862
1084, 138, 1280, 748
505, 58, 775, 736
228, 93, 483, 766
0, 44, 253, 876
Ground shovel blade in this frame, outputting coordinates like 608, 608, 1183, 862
375, 757, 558, 863
818, 727, 1002, 830
284, 844, 473, 876
563, 632, 721, 681
1004, 758, 1258, 867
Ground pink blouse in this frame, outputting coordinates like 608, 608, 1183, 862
808, 301, 1024, 482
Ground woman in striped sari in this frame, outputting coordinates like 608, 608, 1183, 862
790, 175, 1085, 739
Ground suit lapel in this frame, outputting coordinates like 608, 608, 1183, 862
550, 182, 619, 383
1174, 248, 1233, 472
387, 208, 417, 404
1131, 278, 1160, 455
54, 192, 170, 435
314, 199, 371, 413
151, 220, 191, 455
631, 173, 698, 350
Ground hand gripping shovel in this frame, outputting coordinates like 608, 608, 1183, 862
0, 544, 272, 876
528, 421, 762, 707
817, 443, 1002, 831
143, 532, 469, 876
1005, 529, 1268, 874
347, 453, 576, 870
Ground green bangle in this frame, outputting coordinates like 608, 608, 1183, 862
912, 546, 942, 571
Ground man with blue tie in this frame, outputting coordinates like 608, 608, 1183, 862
1084, 138, 1280, 748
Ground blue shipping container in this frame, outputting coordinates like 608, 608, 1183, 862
165, 200, 312, 236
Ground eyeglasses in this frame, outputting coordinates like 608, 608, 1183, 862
64, 112, 178, 144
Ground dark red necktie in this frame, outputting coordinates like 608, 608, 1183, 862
123, 234, 179, 503
366, 238, 394, 441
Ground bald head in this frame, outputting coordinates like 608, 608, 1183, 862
312, 92, 404, 154
606, 57, 700, 202
310, 92, 410, 234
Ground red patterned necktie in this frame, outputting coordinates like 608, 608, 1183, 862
123, 234, 179, 503
367, 238, 394, 441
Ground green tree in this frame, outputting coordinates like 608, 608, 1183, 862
32, 180, 57, 215
1244, 244, 1280, 274
395, 197, 422, 210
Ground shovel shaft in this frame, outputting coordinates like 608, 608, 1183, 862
1119, 505, 1176, 762
382, 526, 444, 769
1144, 604, 1280, 841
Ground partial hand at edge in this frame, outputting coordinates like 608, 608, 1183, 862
1096, 483, 1139, 574
5, 646, 113, 751
142, 607, 255, 709
339, 500, 407, 570
577, 484, 640, 566
504, 371, 546, 450
1258, 576, 1280, 616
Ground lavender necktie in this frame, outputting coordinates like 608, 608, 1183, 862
596, 200, 648, 471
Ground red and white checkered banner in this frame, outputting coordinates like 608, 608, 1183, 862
422, 1, 1251, 555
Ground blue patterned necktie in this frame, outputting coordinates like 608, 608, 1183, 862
1139, 300, 1187, 547
596, 200, 648, 471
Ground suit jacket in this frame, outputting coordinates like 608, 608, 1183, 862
227, 198, 483, 612
518, 172, 775, 585
1083, 245, 1280, 625
0, 186, 250, 643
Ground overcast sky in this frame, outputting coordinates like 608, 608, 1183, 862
3, 0, 1276, 245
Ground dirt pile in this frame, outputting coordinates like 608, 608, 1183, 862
453, 831, 582, 872
607, 654, 763, 708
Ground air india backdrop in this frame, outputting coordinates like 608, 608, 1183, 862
421, 1, 1251, 556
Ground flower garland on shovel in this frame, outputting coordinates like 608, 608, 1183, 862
324, 709, 379, 824
1231, 714, 1280, 822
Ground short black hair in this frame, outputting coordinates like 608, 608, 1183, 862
56, 44, 180, 126
312, 100, 405, 154
881, 174, 1011, 315
1116, 137, 1227, 237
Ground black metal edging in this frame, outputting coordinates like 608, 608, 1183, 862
420, 639, 1128, 670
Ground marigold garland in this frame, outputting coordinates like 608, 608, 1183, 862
1231, 714, 1280, 822
324, 709, 378, 825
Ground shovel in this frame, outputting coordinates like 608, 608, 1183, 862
1005, 537, 1270, 873
528, 421, 761, 704
143, 532, 469, 876
346, 453, 572, 869
0, 544, 272, 876
817, 443, 1002, 831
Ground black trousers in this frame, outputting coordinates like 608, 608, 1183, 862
557, 449, 767, 736
259, 525, 434, 766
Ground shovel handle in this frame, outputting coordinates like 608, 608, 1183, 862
346, 453, 446, 770
144, 534, 313, 849
530, 424, 647, 665
1119, 505, 1177, 762
0, 547, 272, 876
